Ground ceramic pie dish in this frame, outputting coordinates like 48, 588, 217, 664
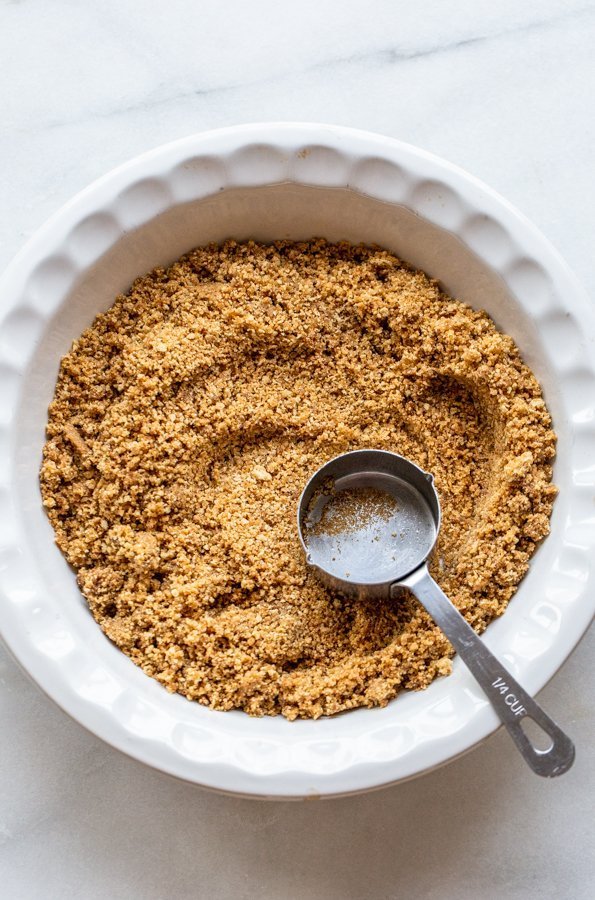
0, 123, 594, 799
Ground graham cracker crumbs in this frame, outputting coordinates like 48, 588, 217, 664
39, 239, 557, 719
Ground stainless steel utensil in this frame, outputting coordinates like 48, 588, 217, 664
297, 449, 575, 777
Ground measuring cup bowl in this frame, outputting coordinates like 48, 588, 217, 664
297, 449, 440, 600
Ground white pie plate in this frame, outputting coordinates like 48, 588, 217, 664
0, 123, 594, 799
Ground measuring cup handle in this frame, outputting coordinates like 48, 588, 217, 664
397, 565, 575, 777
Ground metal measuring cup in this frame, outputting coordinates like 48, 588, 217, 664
297, 449, 575, 777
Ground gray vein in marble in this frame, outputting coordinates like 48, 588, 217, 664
321, 1, 595, 68
10, 1, 594, 138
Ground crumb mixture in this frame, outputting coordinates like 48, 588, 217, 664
40, 239, 557, 719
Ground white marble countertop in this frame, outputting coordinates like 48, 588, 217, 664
1, 1, 594, 897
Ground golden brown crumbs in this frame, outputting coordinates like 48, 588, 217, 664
39, 239, 557, 719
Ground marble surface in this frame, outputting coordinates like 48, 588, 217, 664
1, 1, 594, 897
